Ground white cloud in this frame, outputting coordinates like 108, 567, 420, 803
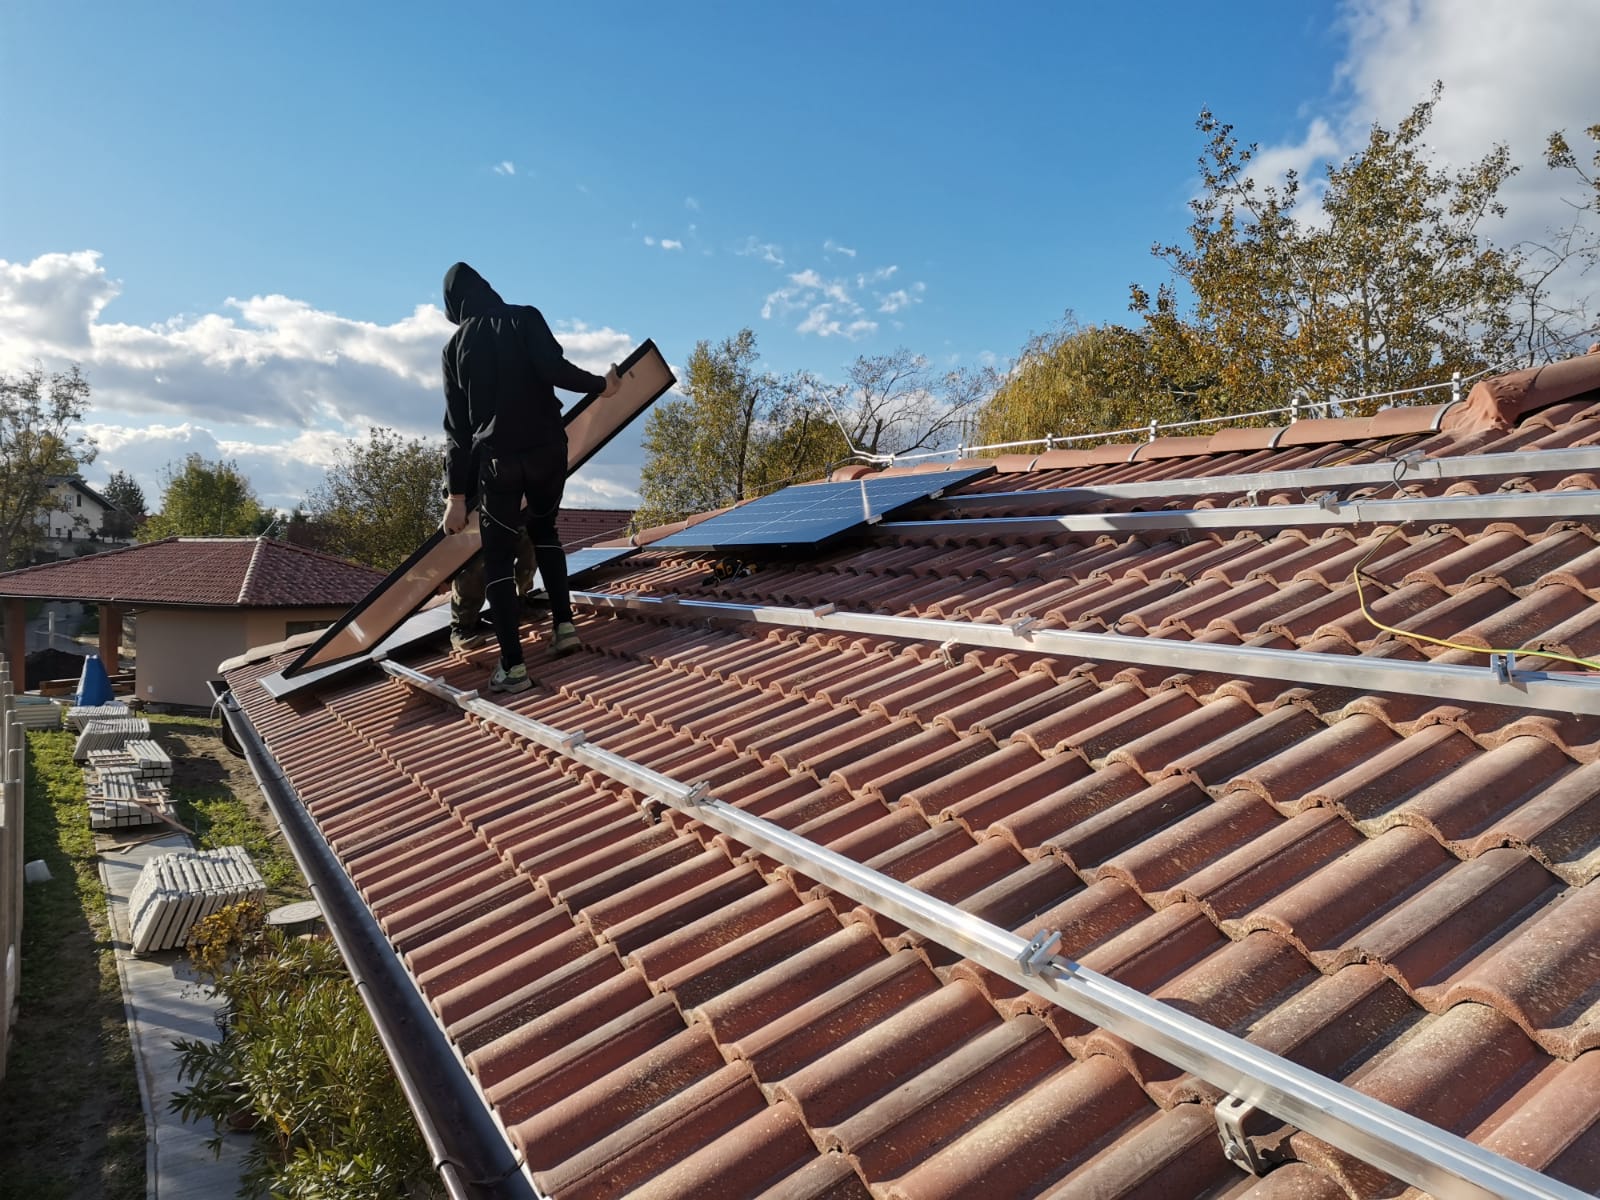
760, 260, 920, 340
2, 251, 636, 512
1254, 0, 1596, 316
878, 282, 926, 314
685, 196, 701, 211
493, 161, 516, 176
659, 239, 683, 251
737, 237, 785, 266
824, 239, 857, 258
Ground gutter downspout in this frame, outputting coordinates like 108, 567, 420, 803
211, 680, 537, 1200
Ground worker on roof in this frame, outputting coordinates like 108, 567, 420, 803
441, 452, 537, 653
440, 261, 619, 693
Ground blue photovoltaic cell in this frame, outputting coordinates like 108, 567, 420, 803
534, 545, 637, 592
567, 545, 638, 580
652, 466, 992, 551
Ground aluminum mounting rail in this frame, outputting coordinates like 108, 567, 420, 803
572, 591, 1600, 717
943, 446, 1600, 512
886, 487, 1600, 539
377, 657, 1587, 1200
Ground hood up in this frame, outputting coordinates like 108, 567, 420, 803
442, 262, 505, 325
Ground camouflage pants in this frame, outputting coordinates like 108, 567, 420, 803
450, 531, 536, 633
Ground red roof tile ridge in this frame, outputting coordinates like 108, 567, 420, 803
1444, 348, 1600, 434
237, 536, 265, 605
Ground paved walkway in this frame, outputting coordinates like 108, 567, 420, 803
99, 832, 252, 1200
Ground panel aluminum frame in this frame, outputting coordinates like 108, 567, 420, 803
281, 340, 674, 679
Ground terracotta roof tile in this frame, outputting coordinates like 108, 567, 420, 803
221, 363, 1600, 1197
0, 535, 381, 605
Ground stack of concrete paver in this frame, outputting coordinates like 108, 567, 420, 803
90, 740, 173, 781
87, 774, 174, 830
73, 717, 151, 763
65, 702, 131, 732
128, 845, 265, 954
12, 699, 63, 730
85, 738, 177, 829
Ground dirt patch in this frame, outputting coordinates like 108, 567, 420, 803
161, 721, 275, 827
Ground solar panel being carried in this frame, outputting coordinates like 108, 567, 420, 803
651, 465, 993, 551
280, 340, 674, 679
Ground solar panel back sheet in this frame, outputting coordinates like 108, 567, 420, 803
281, 340, 673, 678
651, 466, 992, 551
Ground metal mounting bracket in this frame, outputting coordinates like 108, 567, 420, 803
938, 639, 959, 668
1491, 652, 1516, 684
1010, 616, 1039, 638
1216, 1094, 1269, 1175
1016, 929, 1062, 977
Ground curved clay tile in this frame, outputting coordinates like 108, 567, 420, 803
1444, 348, 1600, 433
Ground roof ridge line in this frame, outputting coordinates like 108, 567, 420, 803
238, 536, 265, 605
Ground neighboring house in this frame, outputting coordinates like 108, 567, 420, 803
0, 537, 382, 707
218, 352, 1600, 1199
34, 475, 128, 558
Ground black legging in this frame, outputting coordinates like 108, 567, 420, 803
477, 443, 569, 668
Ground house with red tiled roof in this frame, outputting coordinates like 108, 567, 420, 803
0, 537, 382, 707
556, 508, 635, 550
217, 350, 1600, 1199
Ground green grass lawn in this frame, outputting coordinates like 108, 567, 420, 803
0, 712, 311, 1199
0, 727, 145, 1200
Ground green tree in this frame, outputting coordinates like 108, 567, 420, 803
306, 426, 441, 570
141, 454, 264, 540
0, 362, 97, 567
975, 317, 1183, 449
637, 330, 844, 527
1130, 84, 1523, 422
100, 469, 147, 539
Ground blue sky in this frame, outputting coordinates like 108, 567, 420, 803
2, 1, 1594, 512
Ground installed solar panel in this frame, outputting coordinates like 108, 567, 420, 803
652, 466, 992, 551
544, 545, 636, 589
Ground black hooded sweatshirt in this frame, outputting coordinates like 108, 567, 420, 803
441, 262, 607, 497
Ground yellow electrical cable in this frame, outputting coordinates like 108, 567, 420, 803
1350, 524, 1600, 672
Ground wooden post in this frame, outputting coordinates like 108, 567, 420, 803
3, 600, 24, 689
99, 602, 121, 672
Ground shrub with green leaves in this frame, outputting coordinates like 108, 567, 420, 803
171, 902, 440, 1199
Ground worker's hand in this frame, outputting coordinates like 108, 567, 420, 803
600, 365, 621, 398
442, 494, 467, 536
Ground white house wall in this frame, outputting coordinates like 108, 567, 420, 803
137, 607, 346, 707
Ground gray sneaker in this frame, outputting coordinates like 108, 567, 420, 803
450, 626, 491, 652
552, 622, 582, 657
488, 663, 532, 694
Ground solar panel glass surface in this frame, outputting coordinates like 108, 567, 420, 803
651, 466, 991, 551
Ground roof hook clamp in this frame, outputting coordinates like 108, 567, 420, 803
1491, 651, 1517, 686
1215, 1093, 1272, 1176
